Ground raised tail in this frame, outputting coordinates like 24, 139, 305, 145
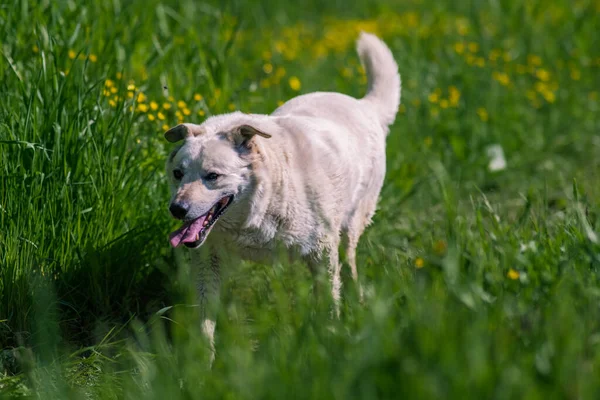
356, 32, 401, 130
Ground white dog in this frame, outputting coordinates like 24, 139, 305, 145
164, 32, 400, 358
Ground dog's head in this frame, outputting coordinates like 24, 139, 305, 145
164, 114, 272, 249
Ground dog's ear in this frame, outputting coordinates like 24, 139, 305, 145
232, 124, 272, 148
164, 123, 203, 143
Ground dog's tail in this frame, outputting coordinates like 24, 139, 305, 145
356, 32, 401, 131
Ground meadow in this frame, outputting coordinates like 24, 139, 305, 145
1, 0, 599, 398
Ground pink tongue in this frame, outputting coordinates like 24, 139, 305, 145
169, 214, 208, 247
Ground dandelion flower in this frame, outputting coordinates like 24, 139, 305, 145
477, 107, 489, 122
137, 104, 149, 112
415, 258, 424, 268
535, 69, 550, 81
507, 269, 520, 280
162, 102, 172, 110
105, 79, 114, 88
162, 124, 169, 131
110, 87, 118, 94
449, 86, 461, 106
289, 76, 301, 91
89, 54, 97, 62
263, 63, 273, 74
147, 114, 156, 121
157, 112, 165, 120
109, 99, 117, 107
468, 42, 479, 53
492, 71, 510, 86
137, 93, 147, 103
428, 92, 439, 103
440, 99, 449, 109
150, 101, 158, 111
177, 100, 186, 109
453, 42, 465, 54
68, 50, 76, 59
194, 93, 203, 101
183, 108, 191, 116
198, 110, 205, 117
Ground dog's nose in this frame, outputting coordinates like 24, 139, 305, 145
169, 202, 189, 220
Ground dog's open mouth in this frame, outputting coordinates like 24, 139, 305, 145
169, 195, 233, 248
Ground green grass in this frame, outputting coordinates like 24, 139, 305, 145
1, 0, 600, 398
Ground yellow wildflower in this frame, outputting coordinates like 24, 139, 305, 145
162, 102, 172, 110
175, 110, 183, 118
535, 69, 550, 81
262, 50, 272, 60
428, 92, 439, 103
475, 57, 485, 68
127, 84, 136, 91
137, 93, 147, 103
33, 45, 39, 53
198, 110, 205, 117
449, 86, 461, 106
275, 67, 286, 78
89, 54, 97, 62
137, 103, 149, 112
68, 50, 76, 59
289, 76, 301, 91
109, 99, 116, 107
110, 87, 118, 94
177, 100, 186, 109
194, 93, 203, 101
542, 90, 556, 103
127, 92, 134, 99
468, 42, 479, 53
183, 108, 191, 116
440, 99, 449, 109
277, 100, 284, 107
433, 240, 447, 255
415, 258, 424, 268
453, 42, 465, 54
157, 112, 165, 120
492, 71, 510, 86
263, 63, 273, 74
116, 72, 122, 79
168, 95, 175, 102
477, 107, 489, 122
103, 89, 111, 97
162, 124, 169, 131
507, 268, 520, 280
147, 114, 156, 121
105, 79, 114, 88
527, 55, 542, 66
150, 101, 158, 111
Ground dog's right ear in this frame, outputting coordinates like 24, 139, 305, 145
164, 123, 203, 143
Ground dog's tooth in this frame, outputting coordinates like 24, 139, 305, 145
195, 234, 199, 241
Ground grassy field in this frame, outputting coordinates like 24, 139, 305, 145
1, 0, 600, 398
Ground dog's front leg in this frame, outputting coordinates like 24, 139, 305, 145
190, 250, 220, 365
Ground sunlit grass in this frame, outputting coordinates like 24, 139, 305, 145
1, 0, 600, 398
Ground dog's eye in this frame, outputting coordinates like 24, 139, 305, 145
205, 172, 219, 181
173, 169, 184, 180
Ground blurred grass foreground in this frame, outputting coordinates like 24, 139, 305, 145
1, 0, 600, 398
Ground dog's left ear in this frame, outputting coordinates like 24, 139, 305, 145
164, 123, 203, 143
233, 124, 272, 148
